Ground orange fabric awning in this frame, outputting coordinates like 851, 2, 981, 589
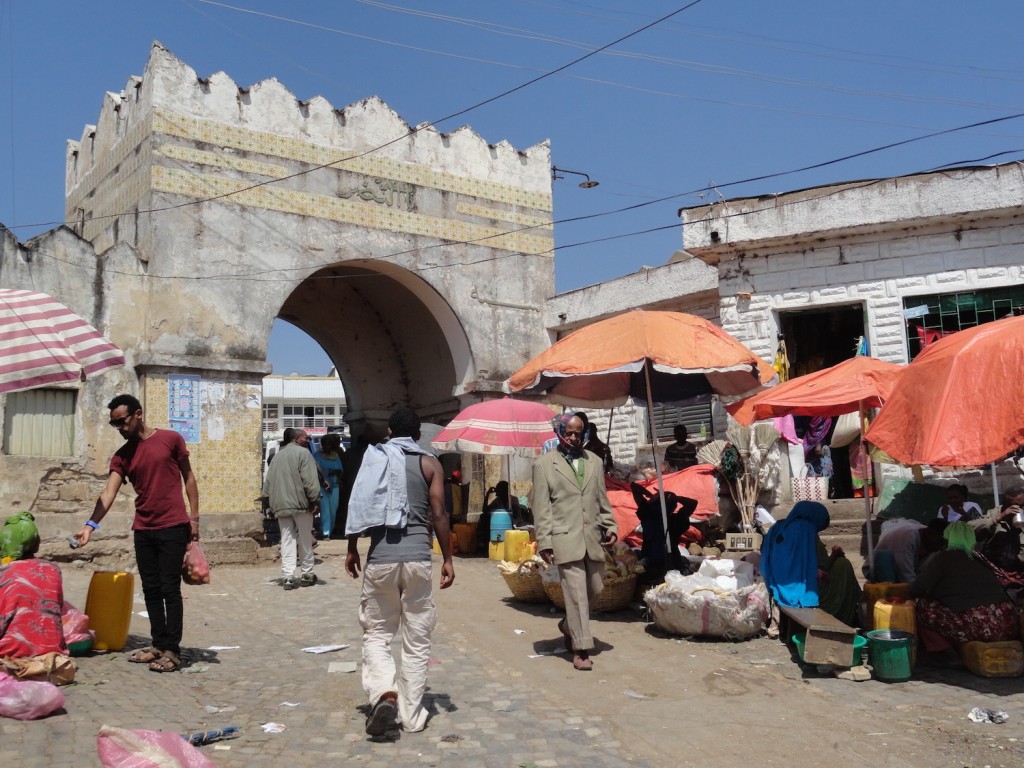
727, 356, 903, 425
866, 315, 1024, 466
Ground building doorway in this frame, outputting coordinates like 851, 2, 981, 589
778, 304, 866, 499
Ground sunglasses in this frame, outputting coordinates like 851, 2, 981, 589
109, 414, 133, 428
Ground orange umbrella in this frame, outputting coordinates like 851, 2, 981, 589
866, 314, 1024, 467
508, 310, 774, 407
727, 356, 904, 425
508, 310, 772, 555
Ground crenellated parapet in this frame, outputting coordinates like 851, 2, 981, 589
66, 42, 552, 242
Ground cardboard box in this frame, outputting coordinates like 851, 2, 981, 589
724, 532, 762, 551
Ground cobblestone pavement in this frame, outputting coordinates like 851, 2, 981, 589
3, 543, 653, 768
5, 542, 1024, 768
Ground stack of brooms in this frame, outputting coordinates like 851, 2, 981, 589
697, 423, 781, 533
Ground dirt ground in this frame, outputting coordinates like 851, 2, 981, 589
437, 552, 1024, 768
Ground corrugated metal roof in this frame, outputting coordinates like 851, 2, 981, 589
262, 376, 345, 401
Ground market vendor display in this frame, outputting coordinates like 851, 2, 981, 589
910, 522, 1019, 656
0, 512, 68, 658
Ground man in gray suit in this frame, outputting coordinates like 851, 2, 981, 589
533, 413, 618, 671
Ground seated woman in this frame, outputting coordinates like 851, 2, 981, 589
0, 512, 68, 658
910, 521, 1018, 655
760, 500, 862, 627
936, 483, 983, 522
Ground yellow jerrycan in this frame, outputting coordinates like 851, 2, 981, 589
84, 571, 135, 652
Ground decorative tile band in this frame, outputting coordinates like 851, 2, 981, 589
151, 166, 554, 255
152, 109, 552, 212
456, 201, 553, 231
156, 144, 288, 179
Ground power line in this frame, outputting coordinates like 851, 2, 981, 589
35, 147, 1024, 285
11, 0, 704, 232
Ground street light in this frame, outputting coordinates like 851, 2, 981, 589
551, 166, 599, 189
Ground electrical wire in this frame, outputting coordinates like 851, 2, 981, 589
5, 0, 703, 234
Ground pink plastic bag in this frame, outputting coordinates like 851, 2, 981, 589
62, 600, 94, 645
97, 725, 216, 768
0, 671, 66, 720
181, 541, 210, 585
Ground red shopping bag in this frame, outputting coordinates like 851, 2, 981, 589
182, 541, 210, 585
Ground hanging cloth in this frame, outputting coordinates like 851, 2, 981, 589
773, 339, 790, 383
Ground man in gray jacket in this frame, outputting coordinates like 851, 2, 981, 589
262, 429, 320, 589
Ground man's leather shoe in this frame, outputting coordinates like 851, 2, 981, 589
573, 652, 592, 671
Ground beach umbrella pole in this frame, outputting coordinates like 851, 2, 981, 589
643, 361, 671, 555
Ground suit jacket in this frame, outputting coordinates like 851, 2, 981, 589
532, 449, 616, 564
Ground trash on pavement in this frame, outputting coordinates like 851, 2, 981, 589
968, 707, 1009, 724
301, 644, 350, 654
182, 726, 239, 745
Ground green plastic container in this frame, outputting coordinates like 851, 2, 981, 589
867, 629, 914, 682
792, 632, 867, 667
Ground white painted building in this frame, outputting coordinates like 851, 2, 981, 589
675, 163, 1024, 493
677, 164, 1024, 372
262, 372, 347, 440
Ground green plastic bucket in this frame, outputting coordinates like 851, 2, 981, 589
867, 629, 914, 682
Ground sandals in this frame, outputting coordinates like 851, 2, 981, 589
128, 647, 162, 664
149, 651, 181, 673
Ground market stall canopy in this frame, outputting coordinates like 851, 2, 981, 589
431, 397, 555, 457
507, 309, 774, 407
865, 314, 1024, 467
727, 356, 904, 425
0, 288, 125, 395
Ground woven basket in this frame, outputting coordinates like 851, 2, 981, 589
544, 573, 637, 613
501, 566, 548, 603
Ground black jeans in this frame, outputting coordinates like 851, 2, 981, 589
134, 524, 190, 656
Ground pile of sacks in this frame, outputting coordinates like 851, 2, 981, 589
644, 558, 769, 640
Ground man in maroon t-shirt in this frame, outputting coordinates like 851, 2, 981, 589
74, 394, 200, 673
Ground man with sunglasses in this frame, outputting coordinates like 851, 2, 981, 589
533, 412, 617, 672
74, 394, 200, 673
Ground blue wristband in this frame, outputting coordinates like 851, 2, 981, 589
85, 520, 100, 530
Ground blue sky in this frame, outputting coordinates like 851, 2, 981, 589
3, 1, 1023, 376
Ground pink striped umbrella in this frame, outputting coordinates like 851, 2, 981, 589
430, 397, 556, 457
0, 288, 125, 395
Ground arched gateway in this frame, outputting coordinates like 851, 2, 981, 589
0, 44, 554, 540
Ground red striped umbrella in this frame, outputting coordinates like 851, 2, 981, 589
0, 288, 125, 395
430, 397, 556, 457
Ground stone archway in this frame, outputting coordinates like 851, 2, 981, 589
278, 260, 472, 432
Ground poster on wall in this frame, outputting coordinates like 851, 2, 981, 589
168, 374, 202, 444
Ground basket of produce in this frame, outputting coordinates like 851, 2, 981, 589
543, 573, 638, 612
543, 543, 641, 612
498, 557, 548, 603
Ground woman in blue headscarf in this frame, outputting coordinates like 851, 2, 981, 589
760, 500, 861, 626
